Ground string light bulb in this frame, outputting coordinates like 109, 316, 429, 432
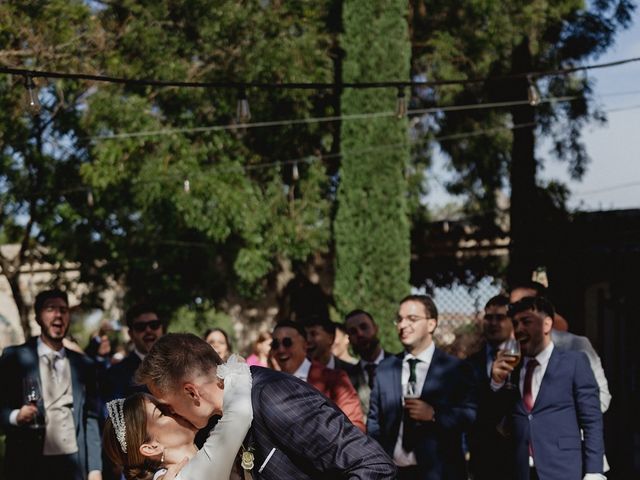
292, 161, 299, 182
86, 189, 94, 207
24, 76, 41, 114
527, 75, 541, 106
395, 87, 407, 119
236, 88, 251, 123
183, 179, 190, 193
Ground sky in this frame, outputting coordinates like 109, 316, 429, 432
427, 16, 640, 212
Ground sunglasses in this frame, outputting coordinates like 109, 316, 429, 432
271, 337, 293, 350
131, 319, 162, 333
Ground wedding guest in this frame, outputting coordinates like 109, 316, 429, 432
368, 295, 477, 480
246, 331, 272, 367
490, 296, 604, 479
204, 327, 232, 361
0, 289, 102, 480
102, 304, 165, 402
271, 321, 365, 431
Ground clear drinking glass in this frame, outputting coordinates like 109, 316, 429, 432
23, 377, 42, 428
501, 338, 521, 390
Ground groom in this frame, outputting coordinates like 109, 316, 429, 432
136, 333, 396, 479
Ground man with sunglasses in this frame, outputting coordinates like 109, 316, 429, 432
368, 295, 477, 480
102, 303, 165, 402
271, 321, 365, 431
466, 295, 515, 480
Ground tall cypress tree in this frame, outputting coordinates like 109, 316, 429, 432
334, 0, 411, 348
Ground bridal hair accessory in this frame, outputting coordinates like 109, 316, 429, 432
106, 398, 127, 453
216, 354, 252, 389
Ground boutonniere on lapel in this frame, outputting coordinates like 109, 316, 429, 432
241, 444, 255, 479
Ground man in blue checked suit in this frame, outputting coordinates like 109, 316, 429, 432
0, 290, 102, 480
137, 332, 397, 479
368, 295, 477, 480
490, 296, 604, 480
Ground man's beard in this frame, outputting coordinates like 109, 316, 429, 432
357, 338, 380, 360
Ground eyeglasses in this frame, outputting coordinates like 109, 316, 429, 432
43, 306, 69, 315
394, 315, 430, 325
131, 320, 162, 333
271, 337, 293, 350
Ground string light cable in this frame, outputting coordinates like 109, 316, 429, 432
2, 56, 640, 91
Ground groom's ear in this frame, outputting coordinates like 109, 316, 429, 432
139, 442, 162, 459
184, 382, 201, 402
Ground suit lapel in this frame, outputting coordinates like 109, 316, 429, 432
531, 348, 559, 412
67, 351, 83, 427
420, 347, 442, 400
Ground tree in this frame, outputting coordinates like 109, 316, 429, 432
334, 0, 412, 349
0, 0, 106, 337
409, 0, 634, 284
1, 1, 337, 337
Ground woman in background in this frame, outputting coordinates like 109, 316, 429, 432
246, 332, 271, 367
203, 328, 232, 361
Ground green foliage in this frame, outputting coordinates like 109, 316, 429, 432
168, 301, 234, 340
334, 0, 412, 351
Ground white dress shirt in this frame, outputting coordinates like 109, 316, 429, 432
293, 358, 312, 382
326, 355, 336, 369
393, 342, 435, 467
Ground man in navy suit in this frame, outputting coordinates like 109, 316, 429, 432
491, 296, 604, 480
0, 289, 102, 480
367, 295, 477, 480
137, 333, 396, 479
466, 294, 514, 480
101, 303, 165, 402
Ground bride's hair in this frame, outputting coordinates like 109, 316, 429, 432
103, 393, 162, 480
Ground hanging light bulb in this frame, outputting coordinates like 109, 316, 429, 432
236, 88, 251, 123
292, 161, 299, 182
527, 75, 541, 107
183, 178, 191, 193
24, 76, 41, 114
395, 87, 407, 119
86, 189, 95, 208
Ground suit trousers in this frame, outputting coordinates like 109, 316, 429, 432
529, 466, 539, 480
40, 453, 84, 480
398, 465, 421, 480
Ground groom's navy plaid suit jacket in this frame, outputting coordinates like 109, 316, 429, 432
246, 366, 396, 479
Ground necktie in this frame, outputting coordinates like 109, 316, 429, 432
523, 358, 539, 412
364, 363, 377, 390
402, 358, 421, 451
45, 352, 60, 383
523, 358, 539, 458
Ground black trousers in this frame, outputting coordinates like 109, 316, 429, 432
529, 466, 540, 480
398, 465, 421, 480
40, 453, 84, 480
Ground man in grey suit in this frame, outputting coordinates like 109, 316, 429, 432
0, 289, 102, 480
137, 333, 396, 479
509, 281, 611, 412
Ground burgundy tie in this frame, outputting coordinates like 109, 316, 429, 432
523, 358, 539, 412
523, 358, 539, 458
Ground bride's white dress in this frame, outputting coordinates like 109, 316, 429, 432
157, 355, 253, 480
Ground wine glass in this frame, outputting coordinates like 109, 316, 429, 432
501, 338, 521, 390
23, 377, 42, 428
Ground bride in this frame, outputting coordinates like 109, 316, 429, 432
103, 355, 252, 480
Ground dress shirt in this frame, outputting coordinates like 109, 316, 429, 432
134, 348, 146, 361
326, 355, 336, 369
9, 338, 67, 426
393, 342, 435, 467
292, 358, 312, 382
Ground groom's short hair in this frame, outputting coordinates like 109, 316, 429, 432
135, 333, 223, 394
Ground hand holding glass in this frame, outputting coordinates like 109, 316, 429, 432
501, 338, 521, 390
22, 377, 42, 428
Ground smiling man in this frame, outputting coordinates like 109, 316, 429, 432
368, 295, 477, 480
102, 303, 165, 402
0, 289, 102, 480
490, 296, 604, 480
